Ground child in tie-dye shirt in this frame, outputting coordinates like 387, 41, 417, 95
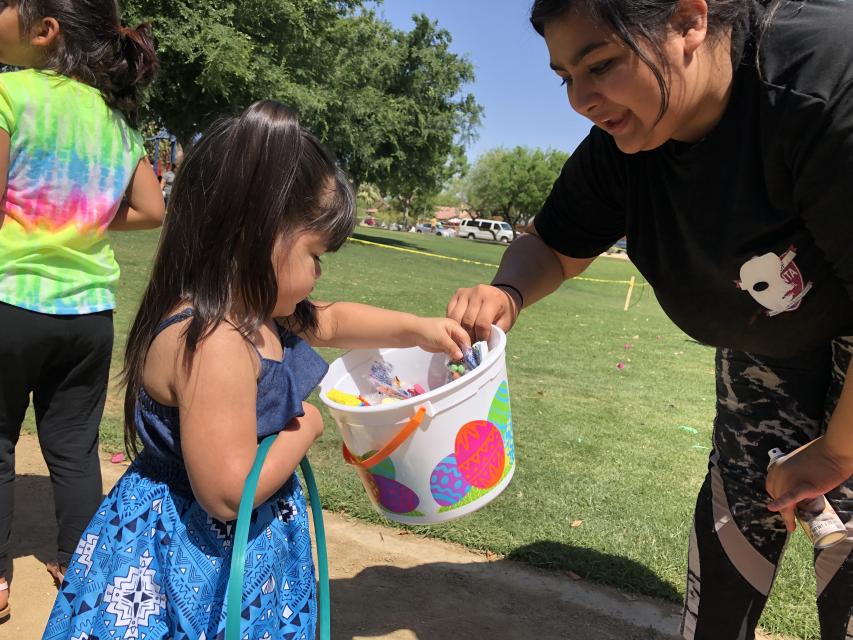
0, 0, 163, 621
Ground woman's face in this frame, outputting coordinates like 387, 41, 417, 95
544, 8, 702, 154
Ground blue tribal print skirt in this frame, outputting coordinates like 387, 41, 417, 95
42, 460, 316, 640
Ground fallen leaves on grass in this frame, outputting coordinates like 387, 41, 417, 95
571, 520, 584, 528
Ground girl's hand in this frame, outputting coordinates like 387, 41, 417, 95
411, 317, 471, 361
447, 284, 521, 341
766, 437, 853, 532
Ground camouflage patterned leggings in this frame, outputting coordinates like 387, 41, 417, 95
681, 339, 853, 640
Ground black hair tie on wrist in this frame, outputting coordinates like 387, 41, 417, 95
492, 283, 524, 308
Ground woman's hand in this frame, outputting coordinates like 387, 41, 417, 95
766, 436, 853, 532
410, 317, 471, 361
447, 284, 521, 341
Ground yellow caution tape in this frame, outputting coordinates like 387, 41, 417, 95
346, 236, 646, 286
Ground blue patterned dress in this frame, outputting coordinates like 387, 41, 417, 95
42, 309, 329, 640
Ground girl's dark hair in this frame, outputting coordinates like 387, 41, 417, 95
122, 100, 355, 456
17, 0, 158, 122
530, 0, 777, 122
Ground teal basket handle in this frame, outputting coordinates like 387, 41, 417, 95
226, 435, 330, 640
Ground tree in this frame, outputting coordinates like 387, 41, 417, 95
434, 174, 470, 209
364, 15, 480, 222
356, 183, 385, 213
466, 146, 569, 238
124, 1, 481, 211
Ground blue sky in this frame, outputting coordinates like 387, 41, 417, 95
376, 0, 593, 162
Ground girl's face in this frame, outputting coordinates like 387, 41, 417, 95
543, 8, 709, 153
0, 4, 30, 66
0, 3, 58, 68
272, 229, 326, 317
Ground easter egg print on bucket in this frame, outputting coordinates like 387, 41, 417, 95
487, 381, 514, 464
455, 420, 505, 489
373, 475, 421, 514
360, 450, 396, 480
430, 454, 472, 507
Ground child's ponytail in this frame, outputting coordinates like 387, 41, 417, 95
104, 21, 159, 121
17, 0, 159, 124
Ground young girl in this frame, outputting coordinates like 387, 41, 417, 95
43, 100, 469, 640
449, 0, 852, 637
0, 0, 162, 621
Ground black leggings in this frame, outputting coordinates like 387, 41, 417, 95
681, 339, 853, 639
0, 302, 113, 578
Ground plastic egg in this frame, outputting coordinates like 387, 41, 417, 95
455, 420, 505, 489
430, 454, 472, 506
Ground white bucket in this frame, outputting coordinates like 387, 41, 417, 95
319, 326, 515, 525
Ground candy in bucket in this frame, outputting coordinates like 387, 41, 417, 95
327, 341, 489, 406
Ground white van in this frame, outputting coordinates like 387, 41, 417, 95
459, 219, 514, 243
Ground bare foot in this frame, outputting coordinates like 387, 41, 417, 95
44, 561, 67, 589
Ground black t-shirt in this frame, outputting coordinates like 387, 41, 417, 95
535, 0, 853, 358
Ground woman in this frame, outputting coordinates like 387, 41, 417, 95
448, 1, 852, 637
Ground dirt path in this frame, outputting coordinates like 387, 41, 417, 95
5, 433, 692, 639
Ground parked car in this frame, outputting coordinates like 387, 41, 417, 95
415, 222, 455, 237
362, 217, 376, 226
459, 219, 514, 243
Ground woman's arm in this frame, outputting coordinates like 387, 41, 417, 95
767, 357, 853, 531
109, 157, 165, 231
303, 303, 469, 360
177, 325, 322, 521
447, 225, 596, 340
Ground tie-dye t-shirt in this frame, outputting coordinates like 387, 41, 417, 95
0, 70, 146, 314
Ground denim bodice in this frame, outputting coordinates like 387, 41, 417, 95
134, 308, 328, 490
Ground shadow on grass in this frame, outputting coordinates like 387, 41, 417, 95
331, 544, 680, 640
507, 540, 682, 601
351, 232, 427, 252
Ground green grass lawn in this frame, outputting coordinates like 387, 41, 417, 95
34, 226, 820, 638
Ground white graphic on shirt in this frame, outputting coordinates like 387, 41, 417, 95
735, 246, 812, 316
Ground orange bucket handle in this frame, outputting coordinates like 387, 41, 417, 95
342, 407, 428, 469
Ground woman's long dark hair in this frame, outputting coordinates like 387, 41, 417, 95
530, 0, 779, 122
122, 100, 356, 456
17, 0, 158, 123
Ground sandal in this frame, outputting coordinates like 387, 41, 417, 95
0, 579, 9, 622
45, 561, 67, 589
